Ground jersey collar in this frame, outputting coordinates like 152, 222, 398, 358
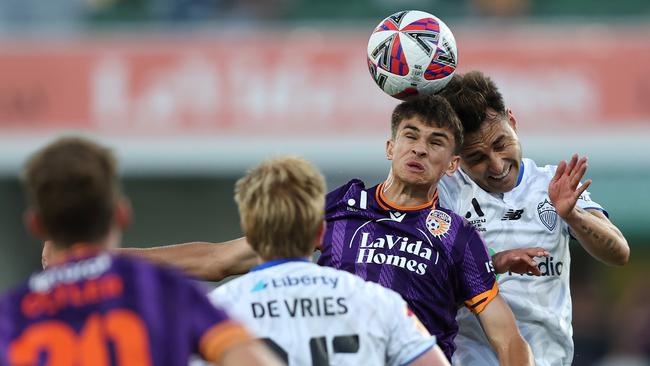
251, 257, 310, 272
48, 243, 104, 268
515, 160, 525, 187
375, 182, 438, 211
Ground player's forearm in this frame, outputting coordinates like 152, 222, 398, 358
565, 208, 630, 266
118, 242, 223, 279
495, 336, 534, 366
118, 239, 260, 281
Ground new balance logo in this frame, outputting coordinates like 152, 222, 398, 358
501, 209, 524, 221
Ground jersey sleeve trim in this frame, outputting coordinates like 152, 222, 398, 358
199, 320, 253, 363
583, 207, 609, 218
398, 339, 438, 366
464, 281, 499, 314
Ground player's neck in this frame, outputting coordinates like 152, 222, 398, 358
382, 175, 436, 207
48, 241, 107, 266
47, 229, 121, 267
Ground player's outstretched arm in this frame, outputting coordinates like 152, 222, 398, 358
477, 294, 534, 366
549, 154, 630, 266
42, 238, 260, 281
120, 238, 261, 280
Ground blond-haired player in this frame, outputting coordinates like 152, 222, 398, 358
207, 156, 450, 366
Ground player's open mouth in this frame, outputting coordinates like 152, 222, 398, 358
406, 161, 425, 172
489, 164, 511, 181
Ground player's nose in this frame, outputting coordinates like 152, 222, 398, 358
411, 141, 427, 157
486, 153, 504, 174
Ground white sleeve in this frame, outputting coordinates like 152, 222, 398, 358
576, 186, 607, 215
438, 175, 460, 212
384, 291, 438, 366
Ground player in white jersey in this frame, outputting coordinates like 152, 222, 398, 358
208, 155, 449, 366
438, 71, 630, 366
211, 259, 443, 366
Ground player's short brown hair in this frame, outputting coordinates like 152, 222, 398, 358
235, 156, 326, 260
438, 70, 507, 135
390, 94, 464, 154
23, 137, 120, 248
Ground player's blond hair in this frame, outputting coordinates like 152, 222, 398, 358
235, 156, 326, 260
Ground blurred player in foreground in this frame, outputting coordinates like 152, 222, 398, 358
78, 95, 534, 364
207, 155, 450, 365
438, 71, 630, 366
1, 137, 281, 366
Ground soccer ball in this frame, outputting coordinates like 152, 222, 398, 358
367, 10, 458, 99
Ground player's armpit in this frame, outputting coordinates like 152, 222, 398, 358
219, 340, 286, 366
476, 295, 534, 366
201, 322, 284, 366
116, 237, 260, 281
407, 345, 451, 366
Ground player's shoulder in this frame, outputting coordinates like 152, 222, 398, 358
0, 282, 29, 314
441, 168, 475, 189
326, 178, 368, 202
522, 157, 557, 181
438, 170, 478, 211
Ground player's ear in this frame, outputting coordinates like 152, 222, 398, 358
115, 198, 132, 229
386, 139, 394, 160
24, 208, 47, 239
444, 155, 460, 177
314, 220, 326, 252
316, 220, 325, 242
507, 108, 518, 133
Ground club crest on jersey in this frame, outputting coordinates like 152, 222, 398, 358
426, 210, 452, 238
537, 199, 558, 231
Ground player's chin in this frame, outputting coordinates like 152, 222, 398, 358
485, 176, 516, 193
406, 174, 436, 187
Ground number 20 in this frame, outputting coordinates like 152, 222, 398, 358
9, 309, 152, 366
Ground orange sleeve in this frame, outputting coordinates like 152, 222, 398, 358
464, 281, 499, 314
199, 320, 253, 363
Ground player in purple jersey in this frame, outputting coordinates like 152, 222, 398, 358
314, 96, 527, 362
1, 137, 282, 366
69, 96, 535, 364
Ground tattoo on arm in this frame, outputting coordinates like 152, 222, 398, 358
581, 224, 619, 255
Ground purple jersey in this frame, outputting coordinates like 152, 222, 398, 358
0, 251, 251, 366
318, 180, 498, 360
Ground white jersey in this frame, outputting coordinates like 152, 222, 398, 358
208, 258, 436, 366
438, 158, 604, 366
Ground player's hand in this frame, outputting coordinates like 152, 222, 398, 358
549, 154, 592, 220
492, 247, 549, 275
42, 240, 53, 269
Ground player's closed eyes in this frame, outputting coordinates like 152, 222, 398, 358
465, 153, 486, 164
